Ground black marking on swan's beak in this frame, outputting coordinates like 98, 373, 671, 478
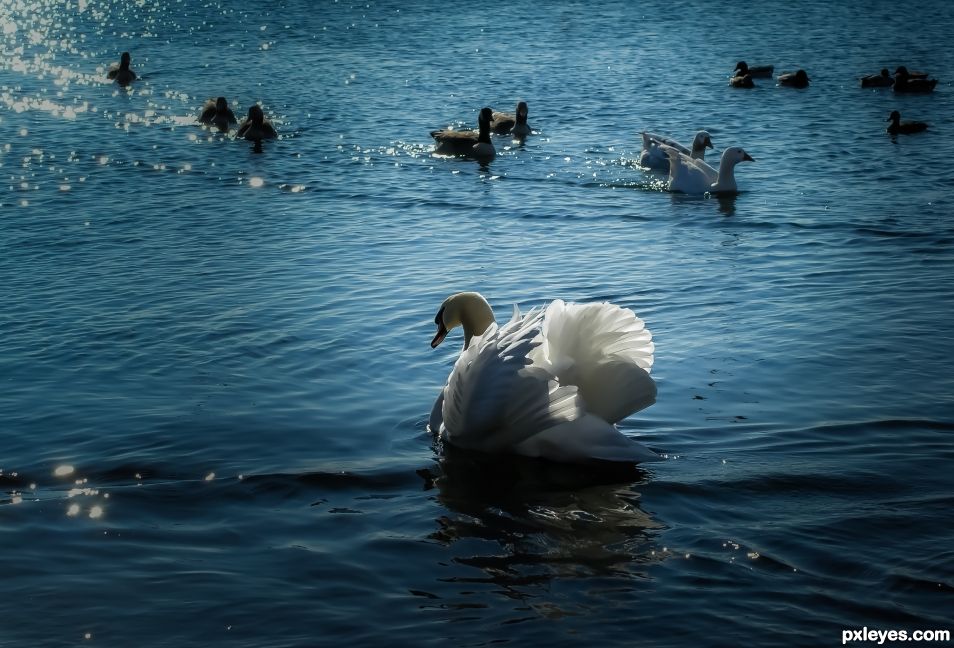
431, 307, 447, 348
743, 151, 755, 162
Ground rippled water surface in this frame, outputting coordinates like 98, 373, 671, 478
2, 0, 953, 645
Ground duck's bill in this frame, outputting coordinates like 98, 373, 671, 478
431, 324, 448, 348
743, 152, 755, 162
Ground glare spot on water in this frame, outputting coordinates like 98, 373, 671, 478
11, 494, 22, 505
59, 184, 70, 191
249, 177, 264, 188
204, 472, 215, 481
54, 464, 74, 477
89, 505, 103, 519
67, 503, 80, 517
18, 128, 27, 136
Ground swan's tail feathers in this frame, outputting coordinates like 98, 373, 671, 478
578, 359, 656, 424
513, 414, 661, 464
543, 300, 656, 423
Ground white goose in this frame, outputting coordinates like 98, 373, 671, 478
639, 130, 712, 171
662, 145, 753, 194
429, 292, 659, 464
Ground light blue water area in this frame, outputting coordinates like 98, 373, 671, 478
2, 0, 953, 645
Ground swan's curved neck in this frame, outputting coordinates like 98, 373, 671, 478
448, 292, 495, 349
716, 155, 738, 188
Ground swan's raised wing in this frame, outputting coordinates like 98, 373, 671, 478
541, 300, 656, 424
440, 310, 584, 453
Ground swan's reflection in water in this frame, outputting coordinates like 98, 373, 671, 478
420, 444, 664, 597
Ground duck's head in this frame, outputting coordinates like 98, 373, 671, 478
895, 66, 909, 77
247, 104, 265, 125
887, 110, 901, 123
478, 107, 493, 127
516, 101, 528, 119
734, 61, 749, 75
795, 69, 810, 84
723, 146, 754, 164
693, 131, 714, 153
120, 51, 131, 68
215, 96, 229, 112
880, 68, 891, 77
431, 292, 495, 350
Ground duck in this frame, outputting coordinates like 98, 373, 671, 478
886, 110, 928, 135
490, 101, 531, 138
639, 130, 712, 171
428, 292, 659, 464
729, 73, 755, 88
199, 97, 237, 131
893, 66, 937, 93
734, 61, 774, 78
430, 107, 496, 162
860, 69, 894, 88
106, 52, 137, 86
662, 145, 754, 194
236, 104, 278, 142
778, 69, 810, 88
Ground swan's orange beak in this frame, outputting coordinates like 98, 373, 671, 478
431, 322, 448, 348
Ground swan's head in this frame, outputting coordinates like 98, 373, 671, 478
431, 292, 495, 350
693, 131, 713, 152
888, 110, 901, 123
722, 146, 754, 164
120, 51, 131, 68
215, 96, 229, 112
516, 101, 528, 119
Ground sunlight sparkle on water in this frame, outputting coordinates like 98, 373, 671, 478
89, 505, 103, 519
54, 465, 74, 477
249, 176, 264, 188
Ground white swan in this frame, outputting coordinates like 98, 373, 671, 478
428, 292, 659, 464
640, 130, 712, 171
662, 145, 754, 194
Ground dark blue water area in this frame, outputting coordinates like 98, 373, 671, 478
2, 0, 953, 646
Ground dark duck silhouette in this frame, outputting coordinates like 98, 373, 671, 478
199, 97, 237, 131
886, 110, 928, 135
107, 52, 137, 86
490, 101, 531, 138
778, 69, 810, 88
430, 107, 496, 162
893, 66, 937, 93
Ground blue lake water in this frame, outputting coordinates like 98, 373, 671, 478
2, 0, 953, 645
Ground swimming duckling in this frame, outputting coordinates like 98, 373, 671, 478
107, 52, 137, 86
430, 107, 496, 162
778, 69, 810, 88
491, 101, 531, 138
199, 97, 237, 131
860, 69, 894, 88
886, 110, 928, 135
893, 66, 937, 93
734, 61, 774, 78
729, 73, 755, 88
237, 105, 278, 142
